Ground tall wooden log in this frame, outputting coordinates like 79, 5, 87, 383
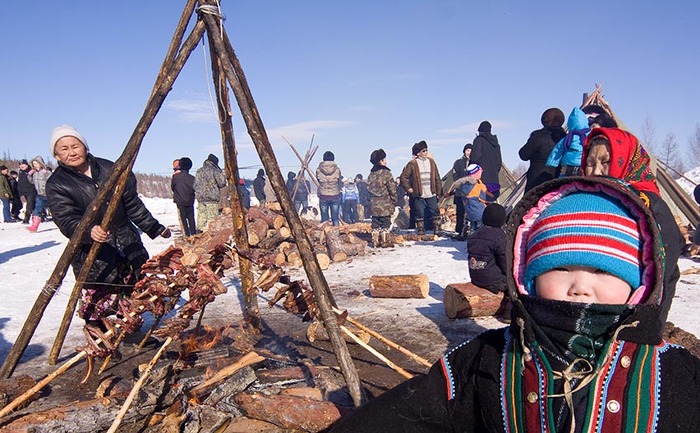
200, 6, 365, 406
369, 274, 430, 298
207, 30, 259, 330
0, 11, 206, 379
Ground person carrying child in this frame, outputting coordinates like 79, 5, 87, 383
454, 163, 494, 237
546, 107, 590, 177
330, 175, 700, 432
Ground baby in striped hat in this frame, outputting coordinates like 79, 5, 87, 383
523, 190, 643, 304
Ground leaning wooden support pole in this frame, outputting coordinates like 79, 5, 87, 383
0, 18, 205, 380
340, 326, 413, 379
207, 34, 259, 330
199, 5, 366, 407
106, 336, 173, 433
333, 308, 432, 368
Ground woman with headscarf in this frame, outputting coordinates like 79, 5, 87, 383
582, 127, 683, 325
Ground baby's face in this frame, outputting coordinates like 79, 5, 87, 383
535, 265, 632, 304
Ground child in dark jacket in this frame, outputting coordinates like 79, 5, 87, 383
331, 176, 700, 433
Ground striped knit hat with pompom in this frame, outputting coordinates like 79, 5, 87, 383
524, 191, 642, 294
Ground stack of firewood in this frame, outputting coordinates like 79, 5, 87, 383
179, 205, 378, 270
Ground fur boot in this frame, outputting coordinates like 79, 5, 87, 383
379, 230, 392, 248
416, 219, 425, 235
371, 230, 380, 248
432, 217, 442, 236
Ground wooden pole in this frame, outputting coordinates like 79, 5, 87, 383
199, 4, 366, 406
106, 336, 173, 433
340, 326, 413, 379
333, 308, 432, 368
207, 32, 260, 331
0, 17, 206, 379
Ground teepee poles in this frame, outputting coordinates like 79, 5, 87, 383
198, 2, 366, 406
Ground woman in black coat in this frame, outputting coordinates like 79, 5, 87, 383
518, 107, 566, 192
46, 125, 170, 322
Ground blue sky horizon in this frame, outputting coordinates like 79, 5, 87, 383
2, 1, 698, 180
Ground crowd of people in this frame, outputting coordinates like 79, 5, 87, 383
3, 108, 699, 430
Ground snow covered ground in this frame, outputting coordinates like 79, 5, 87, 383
1, 191, 700, 376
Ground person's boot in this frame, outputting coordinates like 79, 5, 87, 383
371, 230, 380, 248
27, 215, 41, 232
380, 230, 392, 248
416, 219, 425, 235
432, 217, 442, 236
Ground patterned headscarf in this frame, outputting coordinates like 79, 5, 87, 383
582, 127, 659, 194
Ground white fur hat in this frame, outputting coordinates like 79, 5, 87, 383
50, 125, 89, 156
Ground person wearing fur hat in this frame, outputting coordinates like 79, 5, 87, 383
316, 151, 343, 225
330, 176, 700, 433
450, 143, 472, 239
583, 127, 683, 326
171, 156, 197, 236
46, 125, 171, 324
17, 159, 37, 224
519, 108, 567, 192
470, 121, 503, 198
367, 149, 397, 247
194, 153, 227, 231
399, 141, 443, 235
26, 156, 51, 232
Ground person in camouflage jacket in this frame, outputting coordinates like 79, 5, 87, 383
367, 149, 397, 247
194, 153, 227, 231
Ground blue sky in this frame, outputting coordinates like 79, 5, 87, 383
2, 1, 699, 180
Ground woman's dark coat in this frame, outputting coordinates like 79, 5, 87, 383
519, 125, 566, 192
46, 155, 165, 283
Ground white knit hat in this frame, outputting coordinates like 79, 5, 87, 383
49, 125, 89, 156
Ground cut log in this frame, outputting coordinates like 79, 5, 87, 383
316, 252, 330, 270
325, 229, 348, 262
246, 219, 269, 246
233, 392, 341, 432
369, 274, 429, 298
286, 250, 303, 268
443, 282, 503, 319
247, 206, 285, 230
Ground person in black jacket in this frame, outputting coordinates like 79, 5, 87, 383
171, 157, 196, 236
9, 170, 22, 221
470, 121, 503, 198
17, 159, 37, 224
46, 125, 171, 324
519, 107, 566, 192
450, 143, 472, 239
253, 168, 266, 204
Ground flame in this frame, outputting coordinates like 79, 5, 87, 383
180, 325, 223, 356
